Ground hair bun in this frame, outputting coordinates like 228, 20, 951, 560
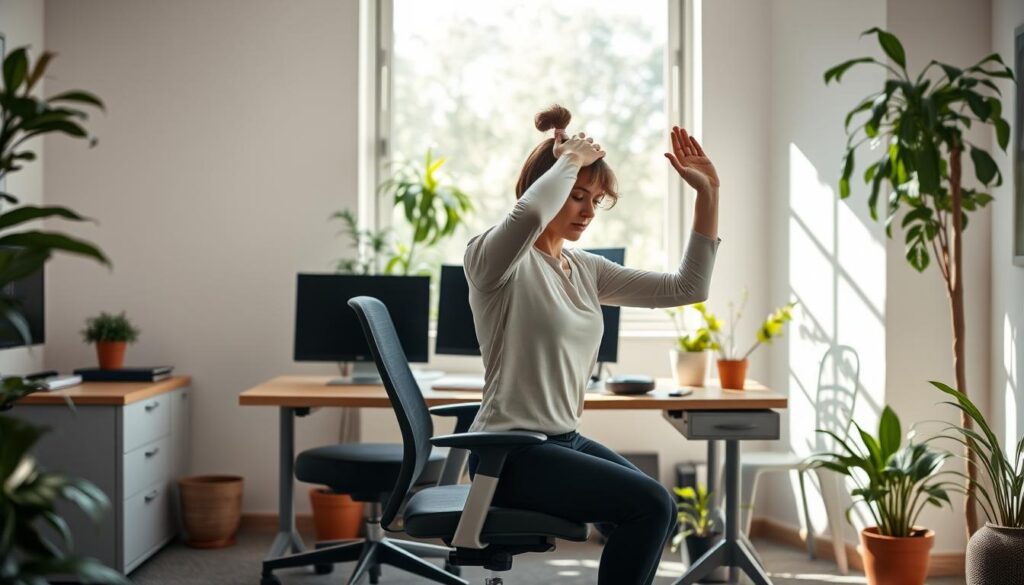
534, 104, 572, 133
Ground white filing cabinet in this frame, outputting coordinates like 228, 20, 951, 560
15, 378, 192, 574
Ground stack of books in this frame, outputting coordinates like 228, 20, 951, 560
73, 366, 174, 382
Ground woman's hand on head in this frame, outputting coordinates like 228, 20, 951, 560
664, 127, 720, 194
553, 130, 605, 167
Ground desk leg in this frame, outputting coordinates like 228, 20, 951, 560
267, 407, 306, 560
673, 439, 772, 585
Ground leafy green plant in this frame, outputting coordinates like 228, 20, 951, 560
380, 148, 472, 275
931, 381, 1024, 528
826, 28, 1015, 533
690, 292, 798, 360
670, 485, 717, 551
80, 311, 140, 344
809, 406, 955, 537
330, 209, 393, 275
0, 414, 129, 584
1, 46, 125, 584
666, 303, 720, 352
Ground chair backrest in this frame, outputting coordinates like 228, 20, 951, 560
814, 344, 860, 453
347, 296, 435, 530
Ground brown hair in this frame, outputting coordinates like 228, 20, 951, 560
514, 104, 618, 207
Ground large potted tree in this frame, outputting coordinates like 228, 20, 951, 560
931, 381, 1024, 585
0, 46, 123, 583
809, 406, 954, 585
825, 28, 1015, 535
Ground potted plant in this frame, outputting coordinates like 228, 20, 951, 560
930, 381, 1024, 584
665, 303, 720, 387
670, 485, 723, 576
826, 28, 1015, 534
309, 486, 363, 541
81, 311, 140, 369
809, 406, 954, 585
691, 291, 797, 390
0, 46, 125, 583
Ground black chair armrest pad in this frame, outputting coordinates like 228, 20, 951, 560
429, 402, 482, 417
431, 431, 546, 449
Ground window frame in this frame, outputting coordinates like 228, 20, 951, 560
359, 0, 701, 332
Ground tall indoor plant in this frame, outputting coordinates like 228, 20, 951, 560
0, 46, 125, 583
931, 381, 1024, 584
809, 406, 955, 585
825, 27, 1015, 534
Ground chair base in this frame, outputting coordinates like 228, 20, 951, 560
261, 501, 465, 585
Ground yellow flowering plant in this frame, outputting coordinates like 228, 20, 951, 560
689, 290, 798, 360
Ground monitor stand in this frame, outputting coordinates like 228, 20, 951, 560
326, 361, 382, 386
587, 362, 606, 391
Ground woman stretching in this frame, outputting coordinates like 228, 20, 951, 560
464, 104, 721, 585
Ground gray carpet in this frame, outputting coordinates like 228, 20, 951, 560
130, 531, 966, 584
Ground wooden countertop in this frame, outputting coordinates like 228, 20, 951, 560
239, 375, 786, 410
16, 376, 192, 406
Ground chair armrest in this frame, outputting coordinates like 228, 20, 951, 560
429, 402, 481, 434
430, 430, 546, 449
435, 430, 548, 550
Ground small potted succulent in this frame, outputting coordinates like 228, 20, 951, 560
808, 406, 953, 585
81, 311, 140, 369
691, 291, 797, 390
666, 303, 720, 387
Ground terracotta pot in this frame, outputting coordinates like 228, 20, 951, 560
178, 475, 243, 548
670, 350, 709, 387
716, 359, 748, 390
309, 488, 363, 541
859, 526, 934, 585
96, 341, 127, 369
966, 523, 1024, 585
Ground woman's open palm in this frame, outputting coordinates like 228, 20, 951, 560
664, 126, 719, 193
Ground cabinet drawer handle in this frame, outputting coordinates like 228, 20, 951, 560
145, 447, 160, 458
713, 423, 758, 431
144, 490, 159, 503
145, 402, 160, 412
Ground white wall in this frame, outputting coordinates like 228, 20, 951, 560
42, 0, 359, 514
990, 0, 1024, 490
0, 0, 46, 376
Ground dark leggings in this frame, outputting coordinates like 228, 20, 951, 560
469, 432, 676, 585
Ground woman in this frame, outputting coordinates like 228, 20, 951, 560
464, 104, 720, 585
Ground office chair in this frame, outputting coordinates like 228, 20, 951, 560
738, 344, 860, 574
260, 416, 461, 583
347, 295, 590, 585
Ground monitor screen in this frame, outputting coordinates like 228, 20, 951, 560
0, 265, 45, 349
435, 247, 624, 362
294, 274, 430, 363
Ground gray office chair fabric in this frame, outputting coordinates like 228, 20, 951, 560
347, 296, 588, 582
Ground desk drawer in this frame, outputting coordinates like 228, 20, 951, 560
123, 436, 172, 500
123, 482, 172, 568
124, 395, 170, 453
679, 410, 780, 440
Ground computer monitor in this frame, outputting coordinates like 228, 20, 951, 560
294, 274, 429, 384
0, 264, 45, 348
435, 247, 625, 363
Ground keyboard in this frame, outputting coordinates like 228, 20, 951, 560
430, 375, 485, 391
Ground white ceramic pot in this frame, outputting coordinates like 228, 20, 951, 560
670, 349, 708, 387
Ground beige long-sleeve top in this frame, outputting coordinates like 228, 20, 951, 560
464, 155, 720, 435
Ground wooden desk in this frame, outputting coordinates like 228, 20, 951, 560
239, 376, 786, 585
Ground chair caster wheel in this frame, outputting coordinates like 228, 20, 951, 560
314, 563, 334, 575
443, 561, 461, 576
370, 564, 381, 584
260, 575, 281, 585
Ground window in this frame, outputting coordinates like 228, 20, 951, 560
363, 0, 696, 329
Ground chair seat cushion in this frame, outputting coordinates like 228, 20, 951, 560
403, 484, 589, 543
295, 443, 445, 495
